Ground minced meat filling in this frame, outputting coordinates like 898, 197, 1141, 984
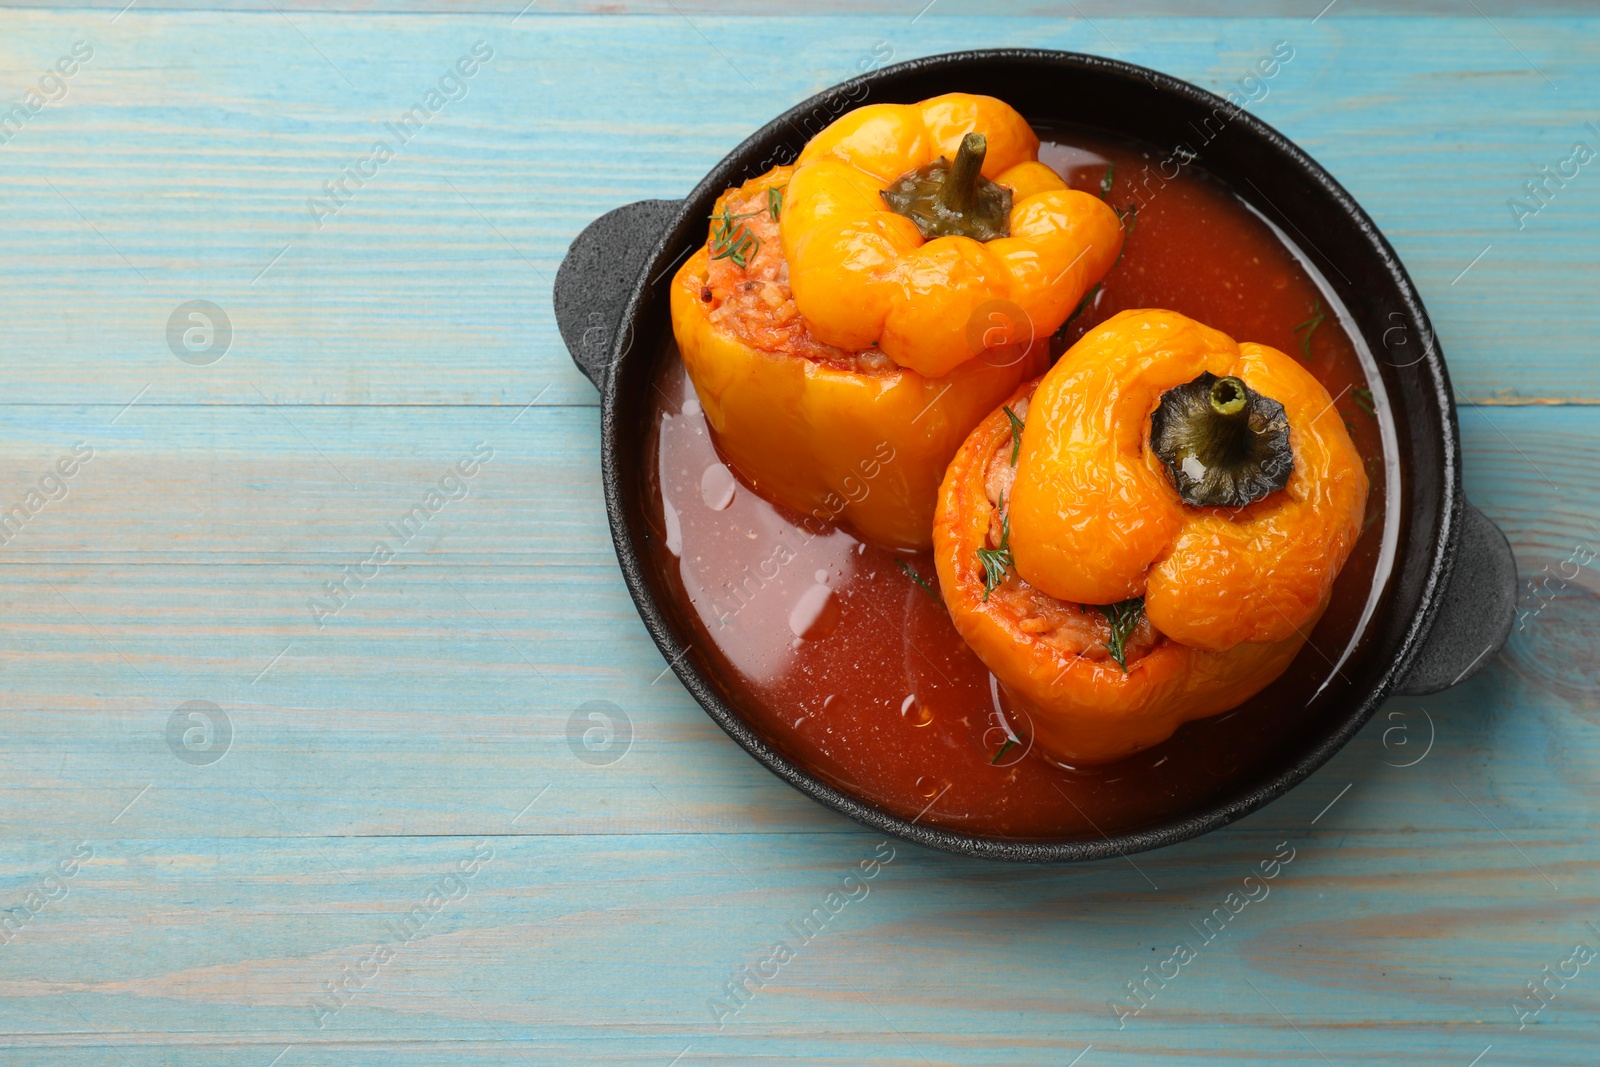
695, 181, 899, 377
980, 404, 1160, 668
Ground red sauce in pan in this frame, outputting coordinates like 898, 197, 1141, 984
642, 128, 1397, 840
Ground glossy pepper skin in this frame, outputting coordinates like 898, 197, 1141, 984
782, 94, 1123, 379
933, 310, 1369, 764
673, 171, 1047, 548
670, 97, 1122, 549
1010, 309, 1369, 652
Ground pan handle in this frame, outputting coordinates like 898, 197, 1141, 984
553, 199, 683, 390
1397, 499, 1518, 694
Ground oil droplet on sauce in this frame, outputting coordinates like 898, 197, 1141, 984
900, 694, 934, 728
788, 583, 840, 640
700, 464, 736, 510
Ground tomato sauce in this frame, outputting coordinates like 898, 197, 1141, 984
642, 128, 1398, 840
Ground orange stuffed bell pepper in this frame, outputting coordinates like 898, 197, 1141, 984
670, 93, 1123, 549
933, 309, 1369, 764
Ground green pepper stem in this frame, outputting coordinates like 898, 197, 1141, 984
937, 133, 988, 216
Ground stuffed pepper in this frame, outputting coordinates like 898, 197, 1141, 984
671, 93, 1124, 549
933, 309, 1370, 764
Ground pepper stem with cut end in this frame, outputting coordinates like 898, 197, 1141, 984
880, 133, 1013, 242
1210, 375, 1247, 416
1149, 371, 1295, 509
937, 133, 987, 215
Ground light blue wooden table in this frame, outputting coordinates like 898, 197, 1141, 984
0, 5, 1596, 1064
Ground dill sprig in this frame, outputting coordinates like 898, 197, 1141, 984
1292, 299, 1326, 360
895, 558, 940, 602
1352, 387, 1375, 418
990, 738, 1017, 765
1096, 597, 1144, 673
709, 206, 762, 269
1002, 405, 1025, 465
767, 184, 785, 221
975, 496, 1014, 602
1066, 282, 1102, 325
1100, 163, 1115, 199
1118, 202, 1138, 234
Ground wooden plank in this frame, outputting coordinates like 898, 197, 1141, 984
0, 820, 1591, 1064
0, 14, 1595, 405
0, 404, 617, 566
0, 1, 1590, 13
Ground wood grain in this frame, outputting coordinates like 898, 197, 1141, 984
0, 14, 1596, 404
0, 1, 1588, 13
0, 9, 1596, 1067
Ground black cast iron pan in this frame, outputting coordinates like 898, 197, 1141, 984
552, 49, 1517, 862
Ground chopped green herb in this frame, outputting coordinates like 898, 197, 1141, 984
1066, 282, 1102, 325
1291, 299, 1326, 360
1096, 597, 1144, 673
710, 230, 758, 268
974, 497, 1014, 602
1352, 387, 1375, 418
767, 184, 785, 221
709, 206, 763, 269
895, 558, 940, 602
1100, 163, 1115, 199
990, 738, 1017, 765
1117, 202, 1138, 234
1002, 405, 1026, 465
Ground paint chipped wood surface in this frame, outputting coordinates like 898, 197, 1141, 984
0, 8, 1596, 1066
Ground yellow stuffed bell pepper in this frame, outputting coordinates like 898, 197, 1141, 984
670, 94, 1123, 549
934, 309, 1370, 764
